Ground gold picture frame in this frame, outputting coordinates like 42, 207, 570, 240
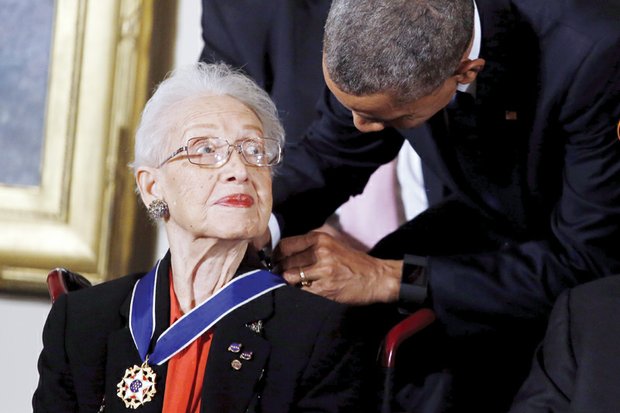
0, 0, 171, 293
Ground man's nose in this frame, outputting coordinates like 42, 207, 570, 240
352, 112, 386, 133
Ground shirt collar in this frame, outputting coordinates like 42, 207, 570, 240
468, 0, 482, 61
457, 0, 482, 94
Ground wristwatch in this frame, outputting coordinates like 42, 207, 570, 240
398, 254, 429, 308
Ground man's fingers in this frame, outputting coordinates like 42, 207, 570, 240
275, 232, 322, 258
282, 267, 325, 299
282, 262, 317, 284
278, 247, 318, 272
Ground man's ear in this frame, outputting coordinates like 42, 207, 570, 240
135, 166, 161, 207
455, 58, 486, 85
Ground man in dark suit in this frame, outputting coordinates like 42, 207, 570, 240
509, 275, 620, 412
270, 0, 620, 410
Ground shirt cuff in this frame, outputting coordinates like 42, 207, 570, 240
398, 254, 429, 310
268, 213, 281, 250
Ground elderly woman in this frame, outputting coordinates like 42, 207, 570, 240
33, 62, 370, 413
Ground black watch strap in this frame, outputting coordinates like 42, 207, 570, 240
398, 254, 429, 308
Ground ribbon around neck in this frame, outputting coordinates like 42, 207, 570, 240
129, 260, 286, 365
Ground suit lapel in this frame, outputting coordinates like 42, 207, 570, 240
474, 0, 537, 231
201, 291, 275, 413
400, 112, 490, 213
475, 0, 516, 105
411, 0, 535, 232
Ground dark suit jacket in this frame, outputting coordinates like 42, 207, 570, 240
271, 0, 620, 409
33, 254, 372, 412
509, 276, 620, 413
274, 0, 620, 337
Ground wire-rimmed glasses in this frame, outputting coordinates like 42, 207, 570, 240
158, 136, 282, 168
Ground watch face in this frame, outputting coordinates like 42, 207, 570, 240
399, 257, 429, 306
402, 263, 424, 285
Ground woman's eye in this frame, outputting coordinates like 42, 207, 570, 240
245, 142, 264, 155
195, 144, 216, 154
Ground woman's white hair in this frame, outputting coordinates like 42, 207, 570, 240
131, 62, 285, 171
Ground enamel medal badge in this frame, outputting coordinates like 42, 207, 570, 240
119, 258, 285, 409
116, 359, 157, 409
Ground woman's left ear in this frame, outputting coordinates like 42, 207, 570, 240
455, 58, 486, 85
135, 167, 160, 207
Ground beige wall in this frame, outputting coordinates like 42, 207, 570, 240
0, 1, 200, 410
0, 294, 50, 410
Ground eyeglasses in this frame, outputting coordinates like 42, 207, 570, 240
158, 136, 282, 168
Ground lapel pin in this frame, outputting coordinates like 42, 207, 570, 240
246, 320, 263, 334
231, 359, 243, 370
240, 351, 253, 361
505, 110, 518, 120
227, 342, 242, 353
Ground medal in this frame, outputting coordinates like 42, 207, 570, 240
116, 359, 157, 409
116, 257, 286, 408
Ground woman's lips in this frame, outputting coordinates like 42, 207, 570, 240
214, 193, 255, 208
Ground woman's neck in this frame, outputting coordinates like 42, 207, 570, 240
168, 236, 249, 314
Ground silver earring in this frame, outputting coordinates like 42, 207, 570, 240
147, 199, 169, 220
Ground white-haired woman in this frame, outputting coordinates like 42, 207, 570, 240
33, 62, 371, 413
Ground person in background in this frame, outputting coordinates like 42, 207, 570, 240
269, 0, 620, 411
509, 275, 620, 412
200, 0, 330, 142
32, 62, 371, 413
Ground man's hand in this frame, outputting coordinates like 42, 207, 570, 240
274, 231, 403, 305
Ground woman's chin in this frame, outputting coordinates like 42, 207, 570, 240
205, 227, 260, 242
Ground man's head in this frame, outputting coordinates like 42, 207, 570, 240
323, 0, 484, 131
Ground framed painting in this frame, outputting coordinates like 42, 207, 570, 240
0, 0, 168, 293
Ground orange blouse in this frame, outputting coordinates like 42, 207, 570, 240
162, 274, 213, 413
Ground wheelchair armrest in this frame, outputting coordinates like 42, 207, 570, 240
381, 308, 436, 368
46, 268, 92, 303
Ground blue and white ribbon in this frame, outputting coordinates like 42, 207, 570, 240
129, 260, 286, 365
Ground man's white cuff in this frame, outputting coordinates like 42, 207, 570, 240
268, 213, 281, 250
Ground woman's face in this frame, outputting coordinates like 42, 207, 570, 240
157, 94, 272, 241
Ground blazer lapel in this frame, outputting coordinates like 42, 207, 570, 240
471, 0, 536, 231
201, 291, 275, 413
400, 0, 516, 202
408, 0, 535, 232
400, 117, 482, 209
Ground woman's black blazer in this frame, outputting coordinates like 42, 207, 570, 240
33, 253, 372, 412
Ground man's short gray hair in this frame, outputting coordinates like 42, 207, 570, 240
132, 62, 285, 170
324, 0, 474, 102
